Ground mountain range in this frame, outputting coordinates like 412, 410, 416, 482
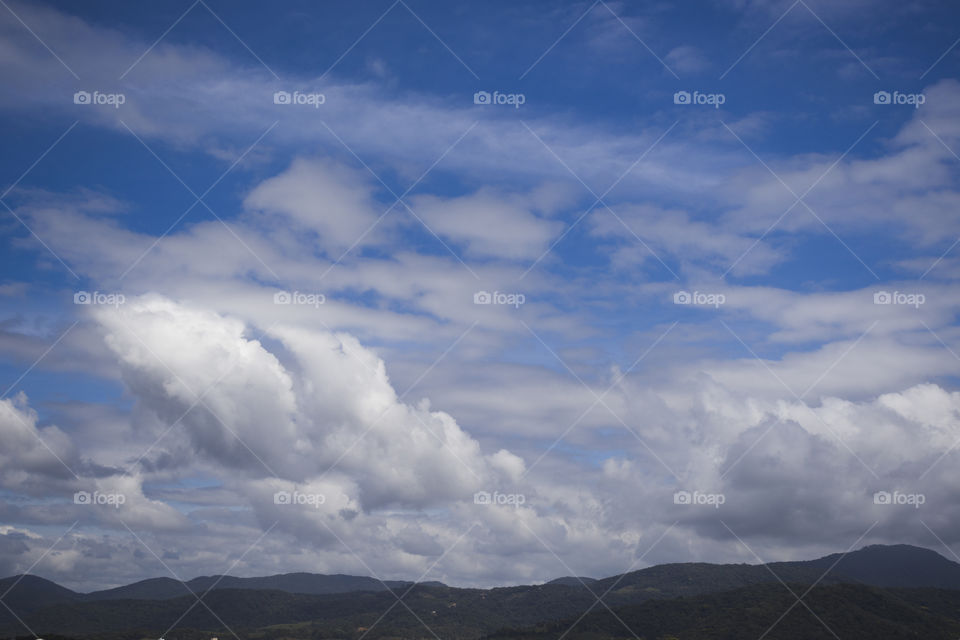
1, 543, 959, 639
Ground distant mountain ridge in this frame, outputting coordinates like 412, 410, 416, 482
556, 543, 960, 595
84, 572, 443, 601
5, 543, 958, 603
0, 571, 447, 609
2, 544, 959, 639
545, 576, 597, 586
779, 543, 960, 588
0, 574, 82, 615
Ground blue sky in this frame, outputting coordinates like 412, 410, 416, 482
1, 0, 960, 592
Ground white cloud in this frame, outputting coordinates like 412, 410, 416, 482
413, 188, 564, 260
243, 157, 386, 253
93, 295, 506, 510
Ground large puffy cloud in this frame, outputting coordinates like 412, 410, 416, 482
589, 376, 960, 559
93, 295, 504, 509
96, 297, 302, 475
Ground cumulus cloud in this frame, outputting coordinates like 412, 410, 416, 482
0, 392, 187, 532
0, 393, 78, 488
92, 295, 506, 510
